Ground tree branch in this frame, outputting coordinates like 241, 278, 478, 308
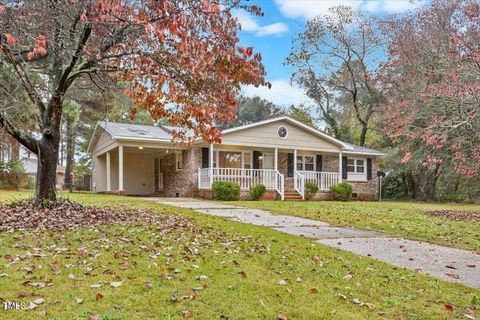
0, 112, 38, 154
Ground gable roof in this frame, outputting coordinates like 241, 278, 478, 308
88, 117, 384, 156
221, 116, 347, 148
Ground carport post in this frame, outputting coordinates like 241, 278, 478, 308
118, 145, 124, 191
209, 144, 214, 187
106, 151, 111, 192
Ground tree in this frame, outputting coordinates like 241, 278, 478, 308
287, 104, 316, 128
218, 95, 284, 130
287, 6, 384, 146
0, 0, 266, 202
380, 0, 480, 199
62, 100, 80, 192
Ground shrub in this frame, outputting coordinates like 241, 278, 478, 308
304, 182, 319, 200
330, 182, 353, 201
250, 184, 267, 201
0, 159, 28, 190
212, 181, 240, 201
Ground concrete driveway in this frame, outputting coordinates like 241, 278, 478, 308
147, 197, 480, 289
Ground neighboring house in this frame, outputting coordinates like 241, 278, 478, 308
22, 156, 67, 189
88, 117, 384, 200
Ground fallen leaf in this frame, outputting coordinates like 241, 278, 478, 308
444, 304, 454, 312
88, 315, 100, 320
145, 281, 153, 289
278, 280, 287, 286
32, 298, 44, 305
239, 271, 247, 279
309, 288, 319, 294
110, 280, 124, 288
95, 293, 104, 301
353, 298, 361, 304
278, 314, 288, 320
182, 310, 192, 318
90, 283, 103, 289
467, 264, 476, 268
76, 298, 83, 304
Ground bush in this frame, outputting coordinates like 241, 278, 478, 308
330, 182, 353, 201
304, 182, 319, 200
212, 181, 240, 201
250, 184, 266, 201
0, 159, 28, 190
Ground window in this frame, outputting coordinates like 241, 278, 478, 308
296, 155, 315, 171
347, 159, 355, 172
304, 156, 314, 171
356, 159, 365, 173
346, 157, 367, 181
176, 151, 183, 171
278, 126, 288, 139
243, 153, 251, 169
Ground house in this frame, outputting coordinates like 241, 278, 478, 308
87, 117, 384, 200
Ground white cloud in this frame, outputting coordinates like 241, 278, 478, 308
274, 0, 424, 20
233, 10, 289, 37
241, 79, 312, 107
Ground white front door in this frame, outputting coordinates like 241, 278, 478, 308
263, 153, 274, 169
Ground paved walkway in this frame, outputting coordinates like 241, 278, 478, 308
147, 198, 480, 289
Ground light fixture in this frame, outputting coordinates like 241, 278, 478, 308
138, 146, 144, 150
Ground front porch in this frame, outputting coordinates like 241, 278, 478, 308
197, 145, 342, 200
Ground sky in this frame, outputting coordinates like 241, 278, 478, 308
236, 0, 427, 107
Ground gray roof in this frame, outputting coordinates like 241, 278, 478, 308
342, 142, 385, 156
99, 121, 172, 140
94, 120, 384, 156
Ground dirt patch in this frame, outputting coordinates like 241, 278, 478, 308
0, 198, 199, 232
424, 210, 480, 221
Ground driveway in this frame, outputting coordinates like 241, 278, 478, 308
146, 198, 480, 289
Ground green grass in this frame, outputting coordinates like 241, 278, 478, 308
0, 191, 478, 319
229, 200, 480, 252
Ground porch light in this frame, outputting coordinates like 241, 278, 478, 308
138, 146, 144, 150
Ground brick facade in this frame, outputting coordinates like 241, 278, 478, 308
156, 147, 379, 201
158, 147, 202, 198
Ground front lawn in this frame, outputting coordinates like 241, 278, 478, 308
232, 200, 480, 252
0, 192, 478, 319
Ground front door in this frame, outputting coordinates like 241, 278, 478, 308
262, 153, 274, 169
262, 153, 275, 188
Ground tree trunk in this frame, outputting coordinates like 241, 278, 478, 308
36, 135, 60, 202
64, 120, 75, 192
359, 123, 368, 147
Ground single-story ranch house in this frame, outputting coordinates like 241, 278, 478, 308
88, 117, 384, 200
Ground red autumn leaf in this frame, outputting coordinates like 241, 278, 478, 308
4, 33, 15, 45
444, 304, 454, 312
0, 5, 5, 14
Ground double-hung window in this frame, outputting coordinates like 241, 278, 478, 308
347, 158, 366, 181
296, 155, 315, 171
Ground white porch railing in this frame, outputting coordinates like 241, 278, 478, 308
294, 170, 305, 199
198, 168, 284, 200
298, 171, 341, 191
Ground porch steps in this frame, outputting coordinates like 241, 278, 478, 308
284, 190, 303, 201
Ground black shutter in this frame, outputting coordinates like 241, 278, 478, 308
287, 153, 294, 177
367, 158, 373, 180
316, 155, 323, 172
342, 157, 348, 180
201, 148, 209, 168
253, 151, 261, 169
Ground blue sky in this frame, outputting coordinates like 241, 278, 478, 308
236, 0, 426, 107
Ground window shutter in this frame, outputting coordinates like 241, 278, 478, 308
201, 148, 209, 168
342, 157, 348, 180
316, 155, 323, 172
253, 151, 261, 169
367, 158, 373, 180
287, 153, 294, 177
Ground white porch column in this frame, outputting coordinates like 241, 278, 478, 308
293, 149, 297, 172
339, 151, 343, 182
106, 151, 111, 192
209, 144, 214, 186
274, 147, 278, 171
118, 145, 124, 191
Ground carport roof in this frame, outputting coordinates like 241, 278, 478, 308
98, 121, 173, 140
